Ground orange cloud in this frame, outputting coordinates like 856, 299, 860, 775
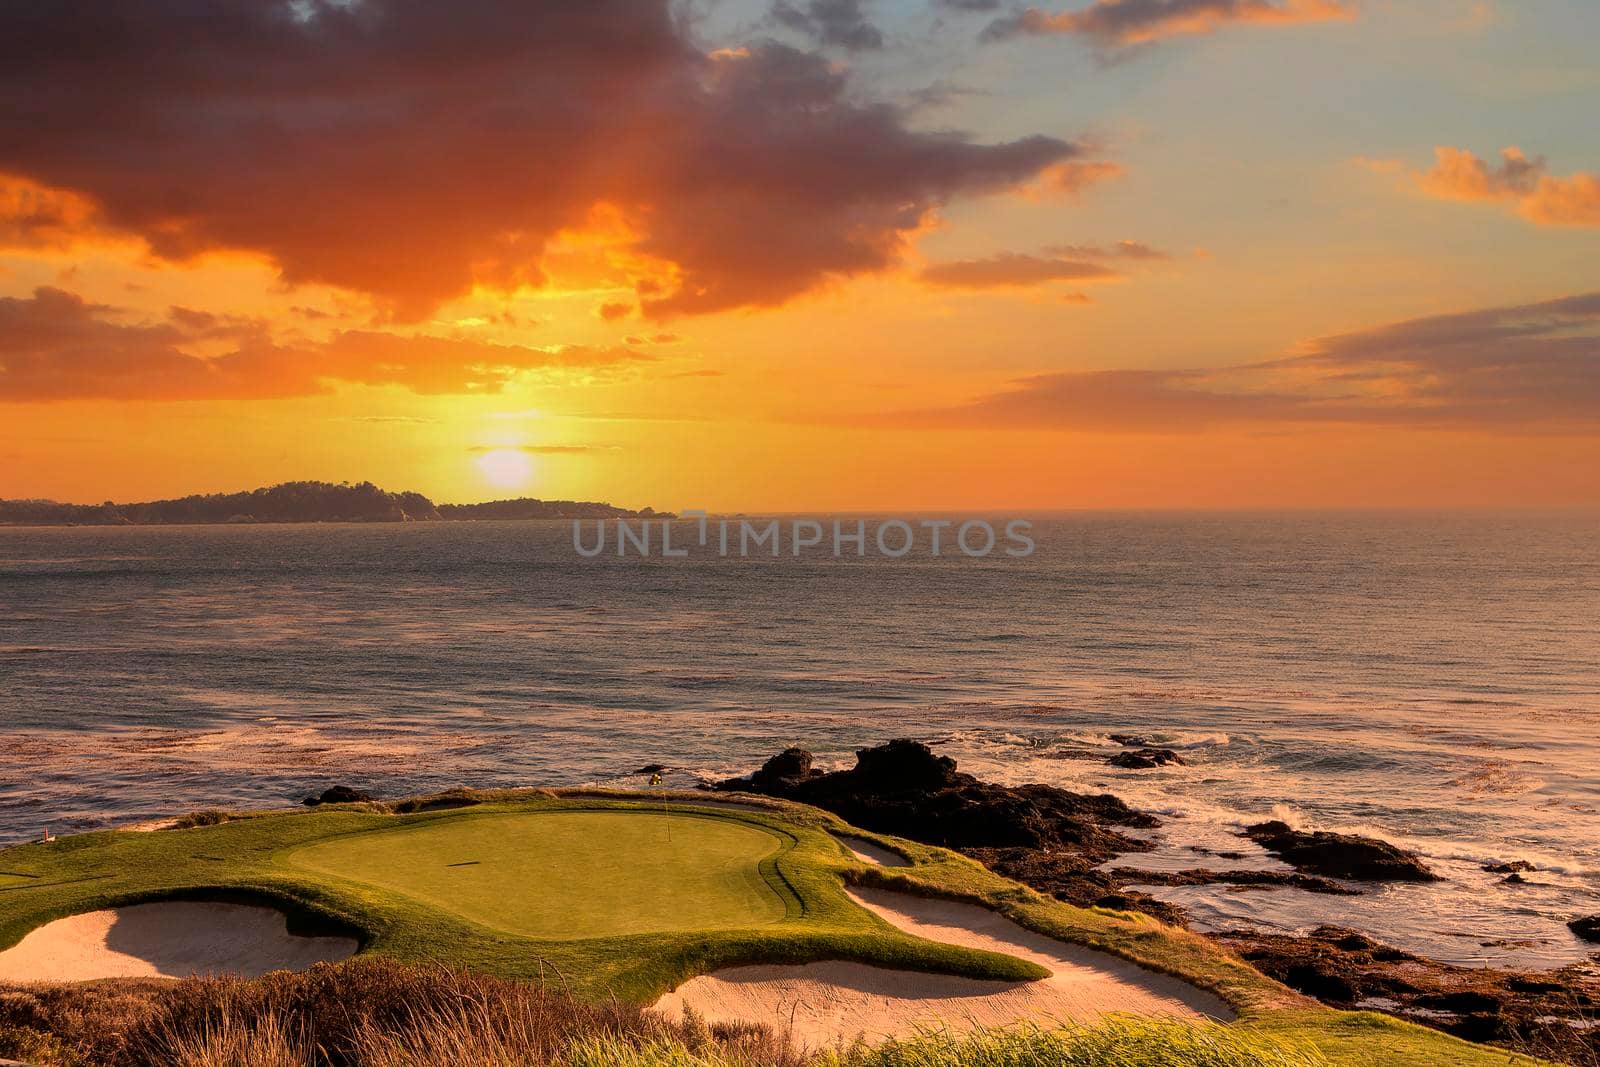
1045, 240, 1171, 261
0, 2, 1088, 320
1415, 147, 1600, 227
1417, 146, 1543, 202
982, 0, 1355, 48
0, 174, 117, 254
1522, 173, 1600, 228
1039, 160, 1126, 196
865, 292, 1600, 432
919, 253, 1123, 289
918, 240, 1169, 290
0, 288, 656, 401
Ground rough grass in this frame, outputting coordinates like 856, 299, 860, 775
819, 1019, 1327, 1066
0, 957, 803, 1067
0, 966, 1323, 1067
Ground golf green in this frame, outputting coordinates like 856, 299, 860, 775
285, 810, 788, 939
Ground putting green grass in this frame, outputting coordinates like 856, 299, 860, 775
287, 811, 786, 938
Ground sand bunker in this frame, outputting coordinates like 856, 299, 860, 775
834, 835, 911, 868
0, 901, 358, 983
653, 887, 1231, 1048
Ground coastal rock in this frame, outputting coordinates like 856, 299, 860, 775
716, 740, 1156, 855
749, 747, 820, 788
302, 785, 376, 807
1220, 925, 1600, 1061
1107, 748, 1186, 770
1569, 915, 1600, 943
1484, 860, 1537, 874
966, 847, 1188, 926
634, 764, 668, 776
1416, 990, 1503, 1014
715, 740, 1176, 921
1284, 963, 1359, 1004
1243, 821, 1439, 882
1107, 867, 1359, 896
852, 739, 957, 790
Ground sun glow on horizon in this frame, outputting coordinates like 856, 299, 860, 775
475, 448, 536, 491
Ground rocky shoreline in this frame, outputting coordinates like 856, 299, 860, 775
711, 739, 1600, 1065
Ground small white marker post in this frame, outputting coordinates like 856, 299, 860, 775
650, 773, 671, 842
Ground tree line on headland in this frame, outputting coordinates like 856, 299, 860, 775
0, 481, 664, 526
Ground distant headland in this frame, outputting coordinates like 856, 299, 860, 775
0, 481, 667, 526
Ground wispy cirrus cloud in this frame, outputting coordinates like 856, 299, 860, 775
0, 288, 656, 401
1413, 147, 1600, 228
919, 253, 1123, 288
1044, 240, 1172, 261
866, 291, 1600, 431
981, 0, 1356, 48
918, 240, 1169, 290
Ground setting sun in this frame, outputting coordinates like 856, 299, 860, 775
475, 448, 534, 490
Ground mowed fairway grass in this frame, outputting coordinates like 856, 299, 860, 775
286, 811, 786, 938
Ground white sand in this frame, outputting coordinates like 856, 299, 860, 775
653, 887, 1231, 1048
834, 835, 911, 868
0, 902, 358, 983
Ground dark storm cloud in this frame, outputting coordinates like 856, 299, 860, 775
770, 0, 885, 50
0, 0, 1081, 319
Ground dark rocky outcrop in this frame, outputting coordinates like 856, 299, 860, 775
715, 739, 1155, 856
1108, 867, 1358, 895
714, 740, 1177, 920
1569, 915, 1600, 943
1484, 860, 1537, 874
633, 764, 668, 776
1243, 821, 1439, 882
302, 785, 376, 807
743, 747, 819, 789
1220, 925, 1600, 1063
1107, 748, 1185, 769
965, 846, 1188, 926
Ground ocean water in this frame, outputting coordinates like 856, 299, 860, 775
2, 514, 1597, 970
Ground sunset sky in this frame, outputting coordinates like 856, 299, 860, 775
2, 0, 1597, 510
